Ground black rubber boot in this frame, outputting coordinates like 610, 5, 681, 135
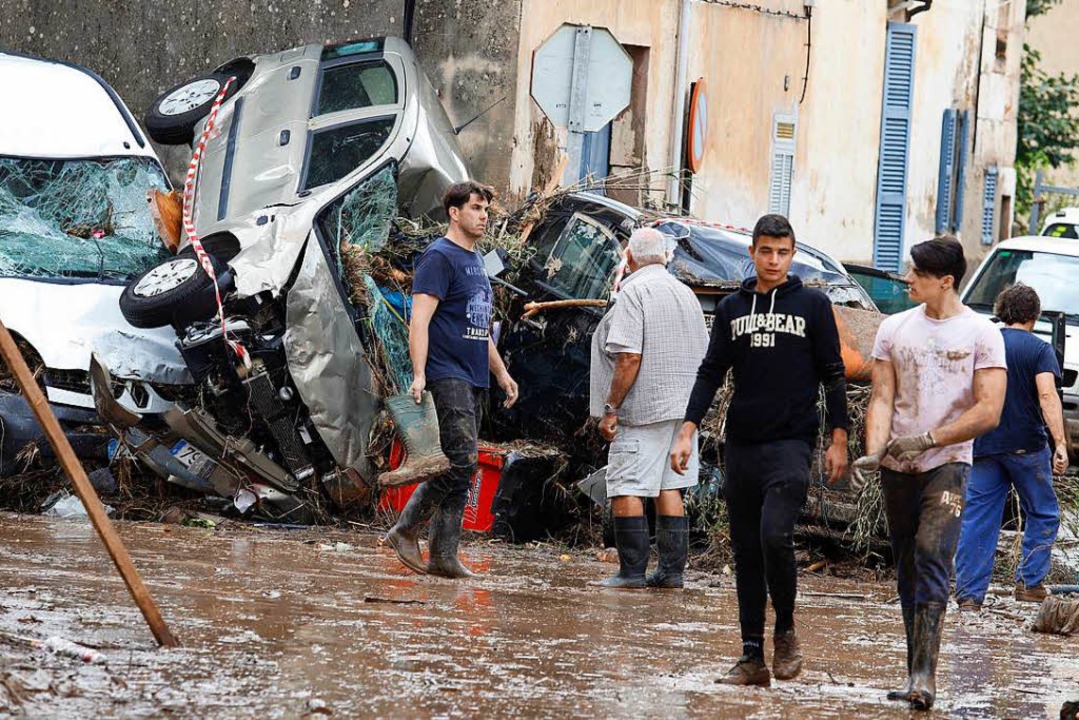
385, 483, 439, 574
596, 515, 649, 588
427, 497, 475, 579
908, 602, 946, 711
887, 604, 916, 701
646, 515, 688, 588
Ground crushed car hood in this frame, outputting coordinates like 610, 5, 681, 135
0, 278, 192, 385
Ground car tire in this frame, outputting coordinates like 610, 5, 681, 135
120, 253, 224, 329
144, 73, 236, 145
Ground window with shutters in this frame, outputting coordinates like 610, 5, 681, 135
768, 114, 796, 217
874, 22, 917, 272
982, 166, 999, 245
935, 109, 969, 234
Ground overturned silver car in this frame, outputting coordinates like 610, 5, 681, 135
98, 37, 468, 521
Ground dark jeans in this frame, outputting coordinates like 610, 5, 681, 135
425, 377, 484, 510
955, 448, 1060, 603
882, 463, 969, 609
723, 438, 812, 640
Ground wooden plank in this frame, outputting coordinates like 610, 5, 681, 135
517, 153, 569, 246
0, 316, 180, 648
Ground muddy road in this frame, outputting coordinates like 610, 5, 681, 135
0, 513, 1074, 718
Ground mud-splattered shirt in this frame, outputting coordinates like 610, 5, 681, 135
872, 305, 1006, 472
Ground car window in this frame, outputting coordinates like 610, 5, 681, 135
966, 248, 1079, 322
315, 61, 398, 116
0, 156, 170, 281
1042, 223, 1079, 239
542, 214, 620, 300
847, 268, 916, 315
301, 116, 396, 191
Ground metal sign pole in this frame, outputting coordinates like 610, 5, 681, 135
1031, 170, 1044, 232
0, 315, 180, 648
563, 25, 593, 186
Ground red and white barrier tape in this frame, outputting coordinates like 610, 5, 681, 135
181, 75, 251, 369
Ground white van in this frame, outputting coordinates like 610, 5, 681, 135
961, 236, 1079, 452
0, 52, 190, 473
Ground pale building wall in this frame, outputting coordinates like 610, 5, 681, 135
683, 0, 813, 233
508, 0, 681, 200
781, 0, 888, 262
506, 0, 1025, 267
904, 1, 987, 263
966, 0, 1024, 254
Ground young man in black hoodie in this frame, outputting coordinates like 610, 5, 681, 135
670, 214, 849, 686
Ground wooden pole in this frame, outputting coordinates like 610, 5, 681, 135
521, 298, 608, 319
517, 154, 569, 246
0, 316, 180, 648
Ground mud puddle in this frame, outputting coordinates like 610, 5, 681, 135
0, 513, 1075, 718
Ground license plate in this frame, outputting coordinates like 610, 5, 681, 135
170, 440, 217, 480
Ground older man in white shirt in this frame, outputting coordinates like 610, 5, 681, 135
589, 227, 709, 588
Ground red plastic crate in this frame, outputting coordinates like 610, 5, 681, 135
379, 441, 506, 532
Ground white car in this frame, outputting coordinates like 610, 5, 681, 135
961, 236, 1079, 452
0, 52, 191, 474
1040, 207, 1079, 239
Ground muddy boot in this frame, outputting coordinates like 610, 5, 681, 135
716, 655, 771, 687
378, 393, 451, 488
886, 605, 916, 702
908, 602, 946, 711
646, 515, 688, 588
1015, 582, 1049, 603
384, 484, 438, 574
595, 516, 649, 588
772, 630, 803, 680
427, 498, 475, 579
956, 597, 982, 613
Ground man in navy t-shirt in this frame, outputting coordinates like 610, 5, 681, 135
955, 283, 1067, 609
384, 180, 518, 579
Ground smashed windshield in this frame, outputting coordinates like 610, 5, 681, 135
0, 156, 170, 281
658, 222, 852, 287
966, 248, 1079, 322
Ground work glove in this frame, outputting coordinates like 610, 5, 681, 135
885, 431, 936, 463
849, 451, 884, 492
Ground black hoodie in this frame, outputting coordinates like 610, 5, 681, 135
684, 275, 848, 445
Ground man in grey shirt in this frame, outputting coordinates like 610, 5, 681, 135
590, 227, 709, 588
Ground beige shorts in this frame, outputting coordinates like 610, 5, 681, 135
606, 419, 699, 498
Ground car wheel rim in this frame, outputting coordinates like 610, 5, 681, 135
158, 79, 222, 116
133, 259, 199, 297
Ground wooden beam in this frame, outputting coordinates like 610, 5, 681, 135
517, 153, 570, 246
0, 316, 180, 648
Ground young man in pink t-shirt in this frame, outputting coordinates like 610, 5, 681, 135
853, 237, 1006, 711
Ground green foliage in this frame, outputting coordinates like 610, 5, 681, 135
1015, 43, 1079, 222
1026, 0, 1063, 19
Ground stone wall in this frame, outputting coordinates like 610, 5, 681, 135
0, 0, 523, 190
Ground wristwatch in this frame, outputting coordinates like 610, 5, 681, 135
603, 403, 617, 415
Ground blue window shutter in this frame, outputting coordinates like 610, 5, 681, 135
982, 166, 999, 245
953, 110, 970, 230
935, 109, 957, 234
874, 22, 917, 272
